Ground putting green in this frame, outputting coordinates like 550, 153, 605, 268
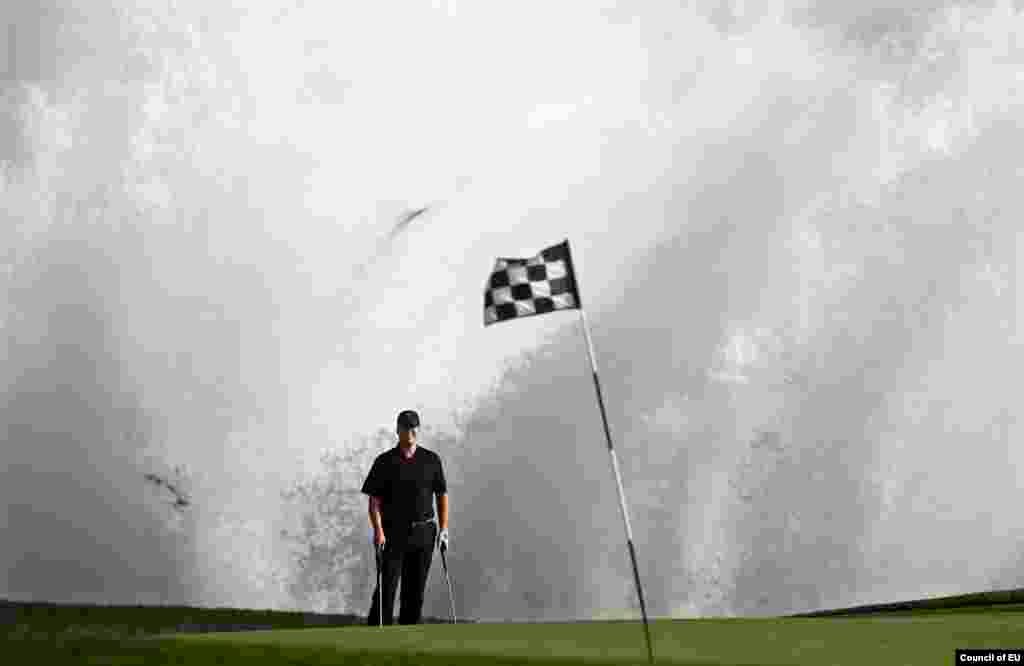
153, 611, 1024, 665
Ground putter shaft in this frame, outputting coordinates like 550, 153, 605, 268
376, 544, 383, 627
441, 547, 456, 624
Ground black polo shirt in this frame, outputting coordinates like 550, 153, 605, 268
361, 445, 447, 530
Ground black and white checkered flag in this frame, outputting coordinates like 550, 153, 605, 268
480, 237, 654, 662
484, 240, 580, 326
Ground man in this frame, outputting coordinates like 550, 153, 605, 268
362, 409, 449, 625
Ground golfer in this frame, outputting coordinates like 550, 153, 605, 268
362, 409, 450, 625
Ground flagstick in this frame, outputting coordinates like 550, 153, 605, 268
577, 306, 655, 664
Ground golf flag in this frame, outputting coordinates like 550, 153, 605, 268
483, 240, 580, 326
482, 238, 654, 664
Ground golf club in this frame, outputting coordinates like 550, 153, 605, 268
375, 542, 383, 627
440, 541, 456, 624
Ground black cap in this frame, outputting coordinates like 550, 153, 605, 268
397, 410, 420, 429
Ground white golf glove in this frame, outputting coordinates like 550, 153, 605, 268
438, 528, 449, 552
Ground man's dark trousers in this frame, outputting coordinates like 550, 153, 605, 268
368, 521, 437, 625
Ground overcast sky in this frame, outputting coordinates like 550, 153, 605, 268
1, 0, 1022, 620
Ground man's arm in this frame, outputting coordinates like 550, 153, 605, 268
363, 457, 386, 544
368, 496, 384, 536
437, 493, 448, 530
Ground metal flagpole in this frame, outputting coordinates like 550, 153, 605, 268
483, 238, 652, 660
577, 305, 655, 664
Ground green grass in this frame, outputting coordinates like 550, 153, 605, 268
4, 591, 1024, 665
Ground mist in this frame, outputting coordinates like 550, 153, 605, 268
1, 1, 1021, 620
